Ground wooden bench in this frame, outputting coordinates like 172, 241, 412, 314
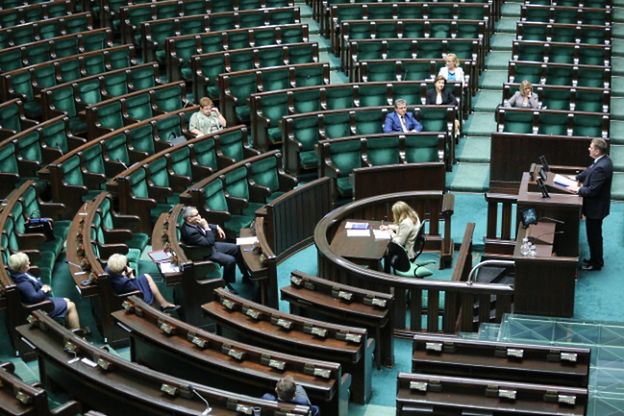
113, 295, 350, 416
0, 361, 81, 416
281, 270, 395, 368
411, 334, 591, 387
396, 372, 587, 415
353, 162, 446, 200
18, 310, 311, 416
239, 177, 332, 307
203, 287, 375, 404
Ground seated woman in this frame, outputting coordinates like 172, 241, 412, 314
505, 80, 541, 109
105, 253, 179, 313
438, 53, 465, 87
8, 252, 82, 330
262, 376, 320, 416
426, 76, 460, 136
380, 201, 422, 261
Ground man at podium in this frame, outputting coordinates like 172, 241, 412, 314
575, 138, 613, 272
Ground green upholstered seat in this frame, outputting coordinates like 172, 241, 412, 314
501, 110, 534, 134
223, 166, 263, 217
99, 196, 149, 251
291, 116, 322, 170
127, 124, 155, 157
327, 140, 362, 196
249, 155, 292, 203
94, 101, 124, 132
155, 113, 184, 145
103, 134, 132, 168
323, 112, 351, 139
146, 157, 177, 205
366, 136, 401, 166
572, 114, 606, 138
168, 146, 193, 181
124, 93, 153, 122
218, 129, 248, 163
153, 83, 185, 113
191, 137, 219, 173
41, 118, 75, 154
539, 88, 571, 111
538, 112, 569, 136
354, 108, 386, 135
202, 178, 252, 236
128, 168, 172, 221
16, 131, 44, 164
404, 134, 441, 163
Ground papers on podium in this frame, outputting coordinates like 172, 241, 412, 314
553, 174, 579, 193
373, 229, 391, 240
346, 229, 371, 237
345, 221, 369, 230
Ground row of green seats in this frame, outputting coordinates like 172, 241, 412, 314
193, 42, 319, 100
0, 11, 92, 49
0, 28, 112, 74
512, 40, 611, 67
141, 6, 300, 63
0, 115, 84, 196
120, 0, 294, 45
41, 62, 162, 135
218, 62, 330, 125
41, 108, 199, 217
502, 83, 609, 113
84, 81, 188, 139
250, 81, 461, 151
327, 1, 493, 39
318, 133, 446, 198
166, 23, 309, 81
0, 98, 37, 140
521, 0, 610, 6
515, 21, 610, 45
0, 0, 75, 29
282, 105, 456, 175
338, 19, 488, 59
0, 44, 137, 119
520, 4, 611, 26
508, 60, 611, 88
109, 126, 260, 232
495, 106, 609, 138
0, 181, 70, 283
345, 37, 483, 74
181, 150, 295, 237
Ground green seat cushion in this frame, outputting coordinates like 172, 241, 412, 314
335, 176, 353, 196
127, 232, 150, 250
299, 151, 318, 169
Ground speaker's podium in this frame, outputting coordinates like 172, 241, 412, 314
513, 171, 582, 317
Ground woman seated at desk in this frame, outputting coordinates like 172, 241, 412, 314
380, 201, 422, 260
105, 253, 179, 313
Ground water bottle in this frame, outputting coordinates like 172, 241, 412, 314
528, 242, 537, 257
252, 407, 261, 416
520, 237, 530, 256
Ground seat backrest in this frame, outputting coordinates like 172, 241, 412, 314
386, 241, 411, 272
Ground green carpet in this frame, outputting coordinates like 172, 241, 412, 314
462, 111, 497, 136
478, 69, 508, 89
495, 17, 518, 34
472, 89, 501, 112
490, 33, 515, 51
446, 162, 490, 192
485, 50, 512, 71
456, 136, 491, 163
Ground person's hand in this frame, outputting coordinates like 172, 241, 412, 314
216, 225, 226, 239
379, 225, 388, 231
42, 284, 51, 293
199, 218, 209, 229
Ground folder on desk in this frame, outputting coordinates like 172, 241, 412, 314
345, 221, 369, 230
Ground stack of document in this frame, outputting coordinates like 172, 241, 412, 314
345, 221, 369, 230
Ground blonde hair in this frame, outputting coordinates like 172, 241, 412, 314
8, 252, 30, 273
107, 253, 128, 274
199, 97, 213, 108
391, 201, 420, 225
520, 80, 532, 96
446, 53, 460, 67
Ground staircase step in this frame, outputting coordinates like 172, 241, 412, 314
490, 33, 515, 51
463, 111, 497, 136
612, 58, 624, 78
611, 121, 624, 144
612, 75, 624, 96
501, 2, 521, 18
610, 145, 624, 170
447, 162, 490, 192
486, 50, 512, 70
611, 173, 624, 200
479, 69, 508, 90
613, 8, 624, 23
611, 97, 624, 120
473, 89, 501, 112
613, 23, 624, 40
456, 136, 491, 163
495, 17, 518, 34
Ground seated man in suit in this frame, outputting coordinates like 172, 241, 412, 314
8, 252, 82, 330
180, 206, 250, 293
383, 99, 423, 133
262, 376, 320, 416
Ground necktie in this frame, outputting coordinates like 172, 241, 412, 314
400, 116, 407, 132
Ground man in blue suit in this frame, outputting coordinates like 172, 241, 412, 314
576, 138, 613, 271
383, 99, 423, 133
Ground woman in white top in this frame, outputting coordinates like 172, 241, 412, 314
380, 201, 421, 260
438, 53, 465, 87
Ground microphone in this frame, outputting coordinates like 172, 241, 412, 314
528, 230, 564, 245
540, 216, 564, 225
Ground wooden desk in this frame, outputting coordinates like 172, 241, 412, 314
329, 220, 389, 270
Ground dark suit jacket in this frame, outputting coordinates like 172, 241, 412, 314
426, 89, 457, 106
576, 155, 613, 219
383, 111, 423, 133
180, 221, 218, 256
10, 271, 67, 317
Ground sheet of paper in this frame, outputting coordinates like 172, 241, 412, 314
236, 236, 259, 245
553, 173, 579, 192
346, 229, 371, 237
373, 229, 391, 240
345, 221, 369, 230
159, 262, 180, 274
